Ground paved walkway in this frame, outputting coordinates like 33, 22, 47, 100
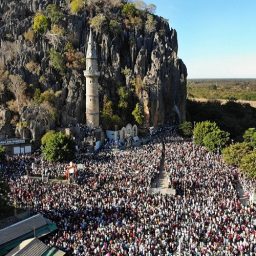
236, 181, 250, 206
149, 141, 176, 195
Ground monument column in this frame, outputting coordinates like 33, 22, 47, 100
84, 29, 100, 128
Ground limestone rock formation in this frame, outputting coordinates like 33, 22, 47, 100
0, 0, 187, 140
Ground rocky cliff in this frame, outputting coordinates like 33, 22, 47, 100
0, 0, 187, 140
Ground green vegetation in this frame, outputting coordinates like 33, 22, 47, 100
41, 131, 75, 162
243, 128, 256, 147
122, 3, 137, 17
0, 145, 5, 161
222, 142, 252, 166
193, 121, 229, 152
132, 103, 144, 125
118, 86, 129, 110
46, 4, 64, 24
70, 0, 85, 14
187, 100, 256, 140
193, 121, 219, 146
90, 14, 107, 33
49, 49, 66, 74
188, 79, 256, 101
101, 96, 123, 130
33, 12, 49, 33
203, 129, 230, 152
109, 20, 122, 36
240, 151, 256, 178
178, 121, 193, 137
145, 14, 157, 33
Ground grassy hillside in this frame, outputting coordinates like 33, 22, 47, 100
187, 79, 256, 101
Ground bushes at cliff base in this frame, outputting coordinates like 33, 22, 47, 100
193, 121, 219, 145
240, 151, 256, 178
243, 128, 256, 147
203, 129, 230, 152
222, 142, 252, 166
41, 131, 75, 162
179, 121, 193, 137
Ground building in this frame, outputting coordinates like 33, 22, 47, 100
0, 137, 32, 155
6, 238, 65, 256
84, 29, 100, 128
0, 214, 57, 256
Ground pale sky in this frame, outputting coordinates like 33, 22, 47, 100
147, 0, 256, 79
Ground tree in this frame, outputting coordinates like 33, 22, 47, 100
109, 20, 122, 36
145, 14, 157, 33
0, 145, 5, 162
122, 3, 137, 17
193, 121, 219, 146
132, 103, 144, 125
243, 128, 256, 147
90, 14, 107, 34
179, 121, 193, 137
70, 0, 85, 14
49, 49, 66, 74
240, 151, 256, 178
46, 25, 65, 49
41, 131, 75, 162
203, 129, 230, 152
46, 4, 64, 24
33, 12, 49, 33
102, 95, 113, 116
222, 142, 252, 166
118, 86, 129, 110
9, 75, 28, 112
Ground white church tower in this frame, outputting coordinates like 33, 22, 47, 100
84, 29, 100, 128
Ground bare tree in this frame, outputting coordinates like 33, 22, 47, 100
9, 75, 28, 113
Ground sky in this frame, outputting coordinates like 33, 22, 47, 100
146, 0, 256, 79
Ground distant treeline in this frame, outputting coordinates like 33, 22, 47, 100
187, 100, 256, 140
187, 79, 256, 101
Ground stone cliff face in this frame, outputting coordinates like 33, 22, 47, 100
0, 0, 187, 140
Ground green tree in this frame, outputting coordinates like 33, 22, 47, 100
240, 151, 256, 178
145, 14, 157, 33
122, 3, 137, 17
118, 86, 129, 110
203, 129, 230, 152
0, 145, 5, 162
109, 20, 122, 36
179, 121, 193, 137
33, 88, 42, 105
40, 89, 56, 105
132, 103, 144, 125
33, 12, 49, 33
243, 128, 256, 147
70, 0, 85, 14
90, 14, 107, 33
102, 95, 113, 116
222, 142, 252, 166
193, 121, 219, 146
46, 4, 64, 24
49, 49, 66, 74
41, 131, 75, 162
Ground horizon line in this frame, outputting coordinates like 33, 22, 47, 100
188, 77, 256, 80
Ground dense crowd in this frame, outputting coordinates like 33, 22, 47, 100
2, 131, 256, 255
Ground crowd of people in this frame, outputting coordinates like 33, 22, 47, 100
2, 130, 256, 255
